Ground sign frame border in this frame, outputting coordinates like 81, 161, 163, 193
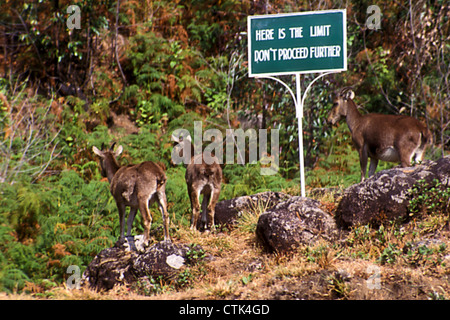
247, 9, 347, 77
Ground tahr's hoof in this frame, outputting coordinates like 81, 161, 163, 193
114, 237, 126, 247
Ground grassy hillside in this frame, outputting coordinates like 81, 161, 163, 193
0, 0, 448, 298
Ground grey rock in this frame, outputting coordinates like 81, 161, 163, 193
335, 156, 450, 229
256, 196, 338, 252
81, 238, 202, 291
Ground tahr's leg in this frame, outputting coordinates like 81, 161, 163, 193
126, 207, 138, 237
157, 189, 171, 242
189, 188, 201, 231
117, 202, 126, 241
207, 188, 221, 231
201, 191, 211, 230
359, 145, 369, 182
368, 158, 379, 178
139, 199, 152, 245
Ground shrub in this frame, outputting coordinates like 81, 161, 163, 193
408, 179, 450, 218
0, 170, 117, 292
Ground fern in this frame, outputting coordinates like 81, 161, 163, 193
0, 267, 30, 293
165, 166, 190, 226
0, 168, 119, 291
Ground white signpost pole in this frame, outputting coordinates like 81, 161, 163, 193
295, 71, 335, 197
295, 73, 306, 197
248, 10, 347, 197
256, 71, 336, 197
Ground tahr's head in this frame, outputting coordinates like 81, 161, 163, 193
327, 88, 355, 125
92, 143, 123, 177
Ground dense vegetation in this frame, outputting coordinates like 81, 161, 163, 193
0, 0, 448, 295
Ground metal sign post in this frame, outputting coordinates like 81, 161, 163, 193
296, 73, 306, 197
248, 9, 347, 197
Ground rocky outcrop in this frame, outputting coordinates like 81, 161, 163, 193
335, 157, 450, 229
82, 236, 203, 291
254, 157, 450, 252
82, 157, 450, 289
256, 196, 339, 252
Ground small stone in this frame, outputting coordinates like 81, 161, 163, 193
166, 254, 185, 269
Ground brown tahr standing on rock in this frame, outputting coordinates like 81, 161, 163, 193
171, 134, 222, 231
93, 143, 171, 244
328, 88, 432, 182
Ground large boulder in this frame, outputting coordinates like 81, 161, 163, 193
256, 196, 339, 252
335, 156, 450, 229
82, 237, 202, 291
215, 191, 291, 226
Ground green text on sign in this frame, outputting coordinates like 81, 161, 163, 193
248, 10, 347, 77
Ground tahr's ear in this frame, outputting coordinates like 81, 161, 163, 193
92, 146, 104, 158
345, 90, 355, 100
114, 145, 123, 157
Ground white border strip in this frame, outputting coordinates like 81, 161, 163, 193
248, 9, 347, 77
